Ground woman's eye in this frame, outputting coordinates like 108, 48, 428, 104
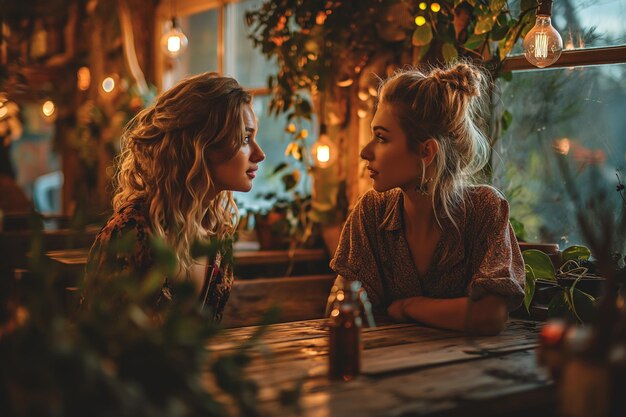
243, 136, 251, 145
374, 134, 386, 143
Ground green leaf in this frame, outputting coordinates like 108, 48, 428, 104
547, 291, 569, 318
464, 33, 487, 49
271, 162, 289, 175
490, 14, 509, 41
281, 172, 299, 191
412, 25, 433, 47
570, 289, 596, 323
522, 249, 556, 281
474, 14, 496, 35
490, 0, 506, 12
509, 216, 526, 241
561, 245, 591, 263
523, 265, 536, 313
501, 109, 513, 131
441, 43, 459, 63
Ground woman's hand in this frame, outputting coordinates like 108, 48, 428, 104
387, 298, 409, 322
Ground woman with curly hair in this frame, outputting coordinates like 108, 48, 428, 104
86, 73, 265, 321
330, 62, 524, 335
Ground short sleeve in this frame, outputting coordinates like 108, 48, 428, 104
330, 192, 386, 308
466, 189, 525, 311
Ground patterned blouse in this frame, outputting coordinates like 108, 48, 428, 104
330, 186, 525, 313
85, 199, 233, 321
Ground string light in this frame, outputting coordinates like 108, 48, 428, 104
418, 2, 427, 10
415, 16, 426, 26
430, 2, 441, 12
77, 67, 91, 91
102, 77, 116, 93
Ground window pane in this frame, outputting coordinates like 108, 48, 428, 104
507, 0, 626, 56
554, 0, 626, 49
162, 8, 219, 90
234, 95, 314, 212
224, 0, 277, 88
492, 63, 626, 247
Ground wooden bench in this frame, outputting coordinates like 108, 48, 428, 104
221, 274, 335, 328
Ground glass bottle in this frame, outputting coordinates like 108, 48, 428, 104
327, 279, 374, 381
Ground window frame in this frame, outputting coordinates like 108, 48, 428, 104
503, 45, 626, 71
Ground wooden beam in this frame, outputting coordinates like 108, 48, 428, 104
502, 45, 626, 72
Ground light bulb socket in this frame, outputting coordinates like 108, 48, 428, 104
171, 17, 179, 29
537, 0, 553, 17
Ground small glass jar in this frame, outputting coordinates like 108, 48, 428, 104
327, 279, 374, 381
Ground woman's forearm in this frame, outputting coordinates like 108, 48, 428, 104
394, 295, 509, 335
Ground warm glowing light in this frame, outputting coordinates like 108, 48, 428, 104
160, 18, 188, 58
77, 66, 91, 91
102, 77, 115, 93
415, 16, 426, 26
168, 36, 181, 53
336, 292, 345, 301
553, 138, 570, 155
316, 11, 327, 25
523, 4, 563, 68
316, 145, 331, 163
430, 2, 441, 12
0, 106, 7, 118
331, 308, 340, 317
42, 100, 55, 117
357, 109, 368, 119
358, 91, 369, 101
287, 123, 296, 133
418, 2, 427, 10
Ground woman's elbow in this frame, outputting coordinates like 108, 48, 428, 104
468, 296, 509, 336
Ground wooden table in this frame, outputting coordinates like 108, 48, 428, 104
210, 318, 554, 417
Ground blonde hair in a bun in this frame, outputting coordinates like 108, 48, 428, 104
377, 60, 490, 231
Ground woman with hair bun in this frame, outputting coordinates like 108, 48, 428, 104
86, 73, 265, 321
330, 62, 524, 335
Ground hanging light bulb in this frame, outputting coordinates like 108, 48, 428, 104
523, 0, 563, 68
160, 17, 188, 58
311, 125, 337, 169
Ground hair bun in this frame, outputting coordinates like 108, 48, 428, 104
433, 63, 483, 98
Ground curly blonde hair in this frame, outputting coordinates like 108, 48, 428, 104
114, 72, 251, 272
378, 61, 490, 231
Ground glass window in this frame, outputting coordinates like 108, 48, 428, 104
224, 0, 278, 88
492, 63, 626, 246
508, 0, 626, 56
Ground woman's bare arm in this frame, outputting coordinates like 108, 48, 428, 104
387, 294, 509, 336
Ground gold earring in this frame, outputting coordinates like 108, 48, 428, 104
416, 177, 432, 195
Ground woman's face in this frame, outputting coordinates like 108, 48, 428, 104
211, 105, 265, 193
360, 101, 423, 192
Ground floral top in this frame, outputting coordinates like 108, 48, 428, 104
85, 199, 233, 321
330, 186, 525, 312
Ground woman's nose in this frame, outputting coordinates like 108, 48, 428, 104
360, 141, 373, 161
252, 142, 265, 163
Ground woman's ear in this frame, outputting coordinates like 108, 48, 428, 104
420, 138, 439, 167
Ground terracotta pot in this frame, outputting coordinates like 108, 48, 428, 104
254, 212, 289, 250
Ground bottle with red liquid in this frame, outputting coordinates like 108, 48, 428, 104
327, 279, 374, 381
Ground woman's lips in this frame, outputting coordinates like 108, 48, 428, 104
367, 168, 378, 178
246, 169, 257, 179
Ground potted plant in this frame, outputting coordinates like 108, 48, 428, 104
523, 245, 602, 323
